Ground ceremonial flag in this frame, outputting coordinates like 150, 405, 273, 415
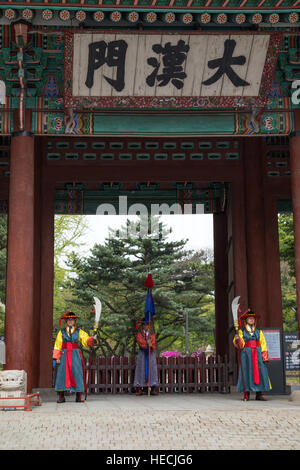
144, 274, 155, 324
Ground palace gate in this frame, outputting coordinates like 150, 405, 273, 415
0, 2, 299, 392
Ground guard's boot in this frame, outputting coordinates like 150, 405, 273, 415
57, 392, 65, 403
256, 392, 268, 401
136, 387, 143, 396
76, 392, 84, 402
243, 392, 250, 401
150, 387, 159, 395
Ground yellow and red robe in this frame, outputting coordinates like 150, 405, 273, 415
53, 327, 94, 393
233, 325, 271, 392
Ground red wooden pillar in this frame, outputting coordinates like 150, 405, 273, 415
227, 174, 248, 363
4, 132, 35, 392
290, 109, 300, 340
229, 172, 249, 309
31, 138, 43, 389
243, 137, 269, 325
38, 178, 55, 388
263, 194, 283, 328
213, 213, 229, 358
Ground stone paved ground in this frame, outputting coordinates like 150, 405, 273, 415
0, 393, 300, 450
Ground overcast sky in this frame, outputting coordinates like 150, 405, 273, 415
78, 214, 214, 256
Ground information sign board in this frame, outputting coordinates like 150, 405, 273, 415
283, 333, 299, 372
262, 328, 286, 395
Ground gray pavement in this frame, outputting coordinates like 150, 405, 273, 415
1, 390, 300, 450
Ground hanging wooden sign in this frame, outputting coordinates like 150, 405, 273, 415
64, 30, 281, 110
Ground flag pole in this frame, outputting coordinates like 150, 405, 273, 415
148, 306, 151, 396
144, 273, 154, 397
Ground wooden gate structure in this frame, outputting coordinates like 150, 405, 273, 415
0, 1, 300, 393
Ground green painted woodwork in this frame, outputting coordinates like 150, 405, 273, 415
0, 0, 299, 11
226, 152, 239, 160
266, 148, 290, 177
208, 153, 222, 160
0, 24, 297, 135
0, 48, 63, 98
54, 181, 228, 215
93, 113, 235, 135
8, 103, 294, 136
46, 145, 240, 162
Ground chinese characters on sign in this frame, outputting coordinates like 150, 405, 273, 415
146, 40, 190, 90
202, 39, 250, 88
85, 40, 128, 92
73, 33, 270, 98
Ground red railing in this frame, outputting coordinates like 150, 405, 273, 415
0, 392, 41, 411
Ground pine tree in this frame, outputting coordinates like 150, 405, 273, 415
66, 216, 215, 356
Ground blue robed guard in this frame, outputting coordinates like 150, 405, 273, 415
234, 309, 271, 401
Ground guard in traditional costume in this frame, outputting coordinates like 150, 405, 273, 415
53, 311, 97, 403
133, 321, 159, 395
233, 309, 271, 401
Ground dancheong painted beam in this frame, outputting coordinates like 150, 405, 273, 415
0, 21, 295, 136
0, 1, 300, 11
0, 5, 300, 26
